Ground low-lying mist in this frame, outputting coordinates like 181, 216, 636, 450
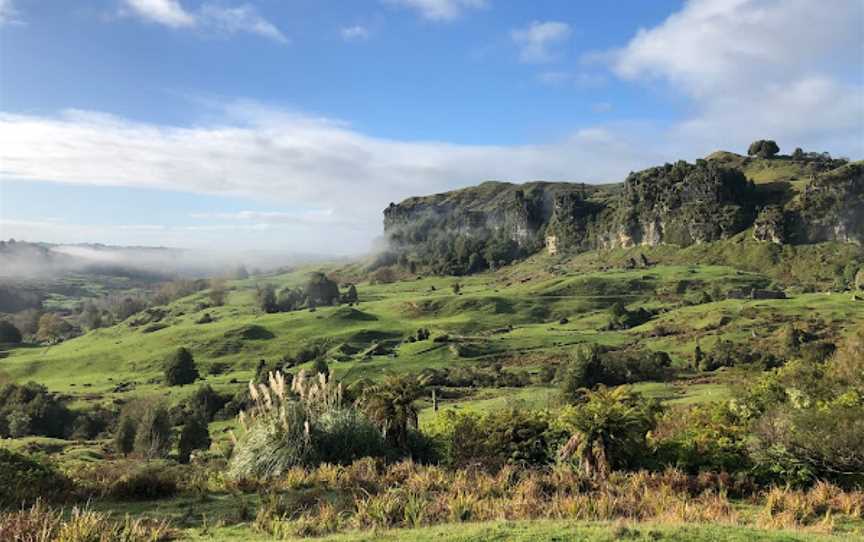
0, 240, 341, 282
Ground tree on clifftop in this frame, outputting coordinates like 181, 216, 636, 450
748, 140, 780, 158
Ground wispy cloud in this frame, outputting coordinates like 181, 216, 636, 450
122, 0, 286, 42
341, 24, 371, 41
384, 0, 487, 22
511, 21, 571, 63
0, 0, 23, 25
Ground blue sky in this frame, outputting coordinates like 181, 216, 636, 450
1, 0, 862, 253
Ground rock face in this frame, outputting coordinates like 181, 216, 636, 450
383, 181, 582, 249
382, 154, 863, 268
794, 162, 864, 245
753, 206, 787, 244
602, 160, 755, 249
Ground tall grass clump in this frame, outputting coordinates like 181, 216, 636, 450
228, 371, 387, 480
0, 501, 175, 542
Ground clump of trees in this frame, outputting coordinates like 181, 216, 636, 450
557, 345, 672, 403
256, 273, 352, 314
114, 400, 174, 459
0, 382, 72, 438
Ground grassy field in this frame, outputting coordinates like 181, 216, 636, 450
2, 246, 863, 541
1, 256, 861, 417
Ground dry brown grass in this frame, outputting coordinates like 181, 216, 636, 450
0, 501, 175, 542
243, 459, 864, 538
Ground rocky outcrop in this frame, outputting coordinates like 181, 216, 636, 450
604, 160, 755, 249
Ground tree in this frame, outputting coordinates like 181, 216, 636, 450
277, 288, 302, 311
556, 386, 661, 478
0, 320, 22, 344
178, 412, 211, 463
133, 404, 172, 459
361, 373, 428, 449
114, 415, 137, 456
747, 140, 780, 158
80, 302, 102, 331
208, 279, 227, 306
343, 284, 358, 304
557, 345, 604, 403
35, 313, 71, 343
13, 309, 42, 337
256, 284, 278, 313
164, 347, 199, 386
792, 147, 805, 160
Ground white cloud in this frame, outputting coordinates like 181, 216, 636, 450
341, 25, 371, 41
125, 0, 195, 27
384, 0, 487, 21
122, 0, 286, 42
511, 21, 571, 63
0, 103, 662, 251
0, 0, 23, 25
610, 0, 864, 154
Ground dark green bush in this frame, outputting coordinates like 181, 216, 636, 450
164, 347, 199, 386
313, 408, 387, 464
0, 382, 72, 438
108, 463, 178, 501
178, 412, 211, 463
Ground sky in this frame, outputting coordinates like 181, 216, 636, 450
0, 0, 862, 254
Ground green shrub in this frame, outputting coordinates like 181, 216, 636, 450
114, 415, 137, 456
314, 408, 387, 464
429, 408, 552, 470
652, 402, 750, 474
0, 449, 72, 508
108, 464, 178, 501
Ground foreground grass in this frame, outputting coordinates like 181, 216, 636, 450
187, 519, 862, 541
